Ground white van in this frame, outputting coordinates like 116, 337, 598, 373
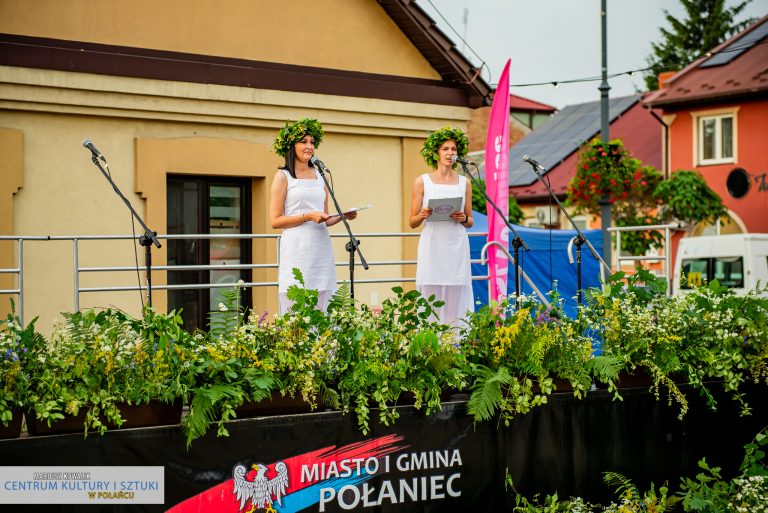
673, 234, 768, 295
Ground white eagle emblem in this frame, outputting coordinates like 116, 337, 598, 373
233, 461, 289, 513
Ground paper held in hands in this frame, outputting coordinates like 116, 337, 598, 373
427, 197, 463, 222
327, 204, 373, 219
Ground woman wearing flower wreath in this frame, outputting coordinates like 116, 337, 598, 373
269, 118, 356, 313
409, 126, 474, 326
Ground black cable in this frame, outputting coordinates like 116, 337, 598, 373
131, 215, 145, 310
497, 38, 768, 89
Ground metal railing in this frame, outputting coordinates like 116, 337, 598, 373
479, 241, 550, 306
0, 232, 492, 324
608, 223, 681, 296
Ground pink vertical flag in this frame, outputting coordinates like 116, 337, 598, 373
484, 59, 511, 302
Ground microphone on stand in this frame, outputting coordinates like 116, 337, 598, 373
451, 155, 476, 166
309, 156, 330, 172
83, 139, 107, 162
522, 155, 546, 171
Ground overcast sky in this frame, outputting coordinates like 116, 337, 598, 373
419, 0, 768, 109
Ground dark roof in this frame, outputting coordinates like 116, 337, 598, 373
377, 0, 492, 107
646, 15, 768, 108
490, 95, 641, 187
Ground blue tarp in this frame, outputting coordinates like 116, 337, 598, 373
468, 211, 604, 318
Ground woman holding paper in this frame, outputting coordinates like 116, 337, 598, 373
269, 118, 356, 314
409, 126, 474, 326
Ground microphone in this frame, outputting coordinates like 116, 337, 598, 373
309, 156, 330, 172
451, 155, 476, 166
522, 155, 545, 170
83, 139, 106, 162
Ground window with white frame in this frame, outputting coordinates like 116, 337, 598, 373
698, 113, 734, 164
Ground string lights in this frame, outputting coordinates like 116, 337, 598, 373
423, 0, 768, 92
492, 37, 768, 90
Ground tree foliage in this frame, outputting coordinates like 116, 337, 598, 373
470, 178, 524, 224
644, 0, 755, 90
654, 169, 729, 227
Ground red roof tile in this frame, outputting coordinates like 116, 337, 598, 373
646, 15, 768, 107
508, 93, 557, 112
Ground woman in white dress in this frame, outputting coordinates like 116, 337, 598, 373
409, 127, 474, 326
269, 118, 356, 314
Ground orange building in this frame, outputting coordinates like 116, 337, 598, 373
645, 14, 768, 236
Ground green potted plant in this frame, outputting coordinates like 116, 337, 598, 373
0, 301, 44, 438
182, 285, 278, 446
25, 306, 192, 436
582, 269, 692, 410
329, 285, 463, 434
462, 295, 578, 427
676, 281, 768, 416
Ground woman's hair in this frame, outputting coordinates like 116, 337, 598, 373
420, 126, 469, 169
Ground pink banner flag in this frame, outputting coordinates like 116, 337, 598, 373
484, 59, 511, 302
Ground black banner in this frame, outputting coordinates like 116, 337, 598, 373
1, 385, 765, 512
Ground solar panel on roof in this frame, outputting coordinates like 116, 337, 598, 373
700, 20, 768, 68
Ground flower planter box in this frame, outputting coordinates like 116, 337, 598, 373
527, 377, 574, 395
26, 400, 183, 436
112, 400, 183, 429
0, 411, 23, 439
26, 409, 89, 436
615, 370, 655, 389
235, 393, 313, 418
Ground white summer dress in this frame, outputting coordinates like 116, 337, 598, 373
277, 168, 336, 313
416, 173, 474, 326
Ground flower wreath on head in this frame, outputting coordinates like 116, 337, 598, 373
271, 118, 324, 157
420, 126, 469, 169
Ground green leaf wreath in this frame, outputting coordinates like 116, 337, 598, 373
420, 126, 469, 169
271, 118, 324, 157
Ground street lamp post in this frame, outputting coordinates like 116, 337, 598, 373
599, 0, 612, 269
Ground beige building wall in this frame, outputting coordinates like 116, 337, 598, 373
0, 0, 441, 80
0, 0, 479, 329
0, 66, 469, 331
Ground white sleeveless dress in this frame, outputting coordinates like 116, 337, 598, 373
416, 173, 474, 326
277, 168, 336, 313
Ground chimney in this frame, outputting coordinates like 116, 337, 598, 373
658, 71, 678, 89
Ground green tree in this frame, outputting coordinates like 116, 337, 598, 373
644, 0, 755, 90
654, 170, 728, 230
470, 179, 524, 224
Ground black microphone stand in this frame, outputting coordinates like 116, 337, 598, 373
523, 158, 612, 305
86, 151, 161, 308
314, 162, 368, 300
461, 161, 529, 299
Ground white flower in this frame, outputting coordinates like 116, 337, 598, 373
218, 302, 228, 312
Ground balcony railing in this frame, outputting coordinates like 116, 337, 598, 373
0, 232, 491, 324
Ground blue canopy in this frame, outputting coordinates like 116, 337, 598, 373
468, 211, 604, 318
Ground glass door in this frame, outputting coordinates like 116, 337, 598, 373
167, 176, 251, 331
